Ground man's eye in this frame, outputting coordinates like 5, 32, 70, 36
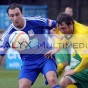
10, 14, 14, 17
16, 13, 20, 16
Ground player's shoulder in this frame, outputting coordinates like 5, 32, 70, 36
74, 21, 88, 31
7, 24, 14, 30
74, 21, 87, 28
1, 24, 13, 41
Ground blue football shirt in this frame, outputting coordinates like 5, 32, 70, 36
0, 16, 56, 62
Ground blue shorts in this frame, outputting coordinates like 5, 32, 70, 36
19, 57, 57, 84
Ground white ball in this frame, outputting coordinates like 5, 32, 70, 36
9, 31, 30, 51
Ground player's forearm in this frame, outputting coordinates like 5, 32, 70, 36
0, 56, 3, 65
74, 58, 88, 73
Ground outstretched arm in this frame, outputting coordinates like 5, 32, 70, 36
45, 37, 70, 58
63, 54, 88, 77
74, 57, 88, 73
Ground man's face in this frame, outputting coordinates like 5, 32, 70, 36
56, 22, 73, 34
8, 8, 24, 28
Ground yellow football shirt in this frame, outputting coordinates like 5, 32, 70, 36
69, 21, 88, 72
54, 21, 88, 73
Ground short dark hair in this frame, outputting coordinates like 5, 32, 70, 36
56, 12, 74, 26
7, 3, 22, 14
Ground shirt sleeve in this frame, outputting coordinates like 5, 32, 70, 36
74, 53, 88, 73
28, 16, 56, 29
0, 33, 10, 56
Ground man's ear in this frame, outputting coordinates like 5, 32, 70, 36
7, 12, 11, 18
7, 13, 10, 17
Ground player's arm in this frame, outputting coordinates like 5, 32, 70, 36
48, 19, 56, 28
0, 33, 10, 65
0, 45, 9, 66
50, 28, 57, 34
45, 37, 70, 58
32, 16, 56, 29
0, 45, 6, 65
0, 44, 9, 66
74, 54, 88, 73
63, 53, 88, 77
63, 55, 88, 77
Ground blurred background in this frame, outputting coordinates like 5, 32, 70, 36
0, 0, 88, 31
0, 0, 88, 88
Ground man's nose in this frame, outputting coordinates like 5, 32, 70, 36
14, 16, 18, 20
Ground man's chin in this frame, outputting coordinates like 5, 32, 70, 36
14, 24, 19, 27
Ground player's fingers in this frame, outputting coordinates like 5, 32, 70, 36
44, 54, 52, 59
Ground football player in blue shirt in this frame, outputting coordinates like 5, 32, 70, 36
0, 3, 60, 88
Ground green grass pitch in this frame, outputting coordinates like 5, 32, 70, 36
0, 68, 60, 88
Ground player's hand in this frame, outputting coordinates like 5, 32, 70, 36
50, 28, 57, 34
45, 48, 59, 58
63, 70, 76, 77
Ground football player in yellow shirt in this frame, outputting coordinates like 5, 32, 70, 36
51, 28, 71, 76
50, 7, 73, 76
56, 12, 88, 88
